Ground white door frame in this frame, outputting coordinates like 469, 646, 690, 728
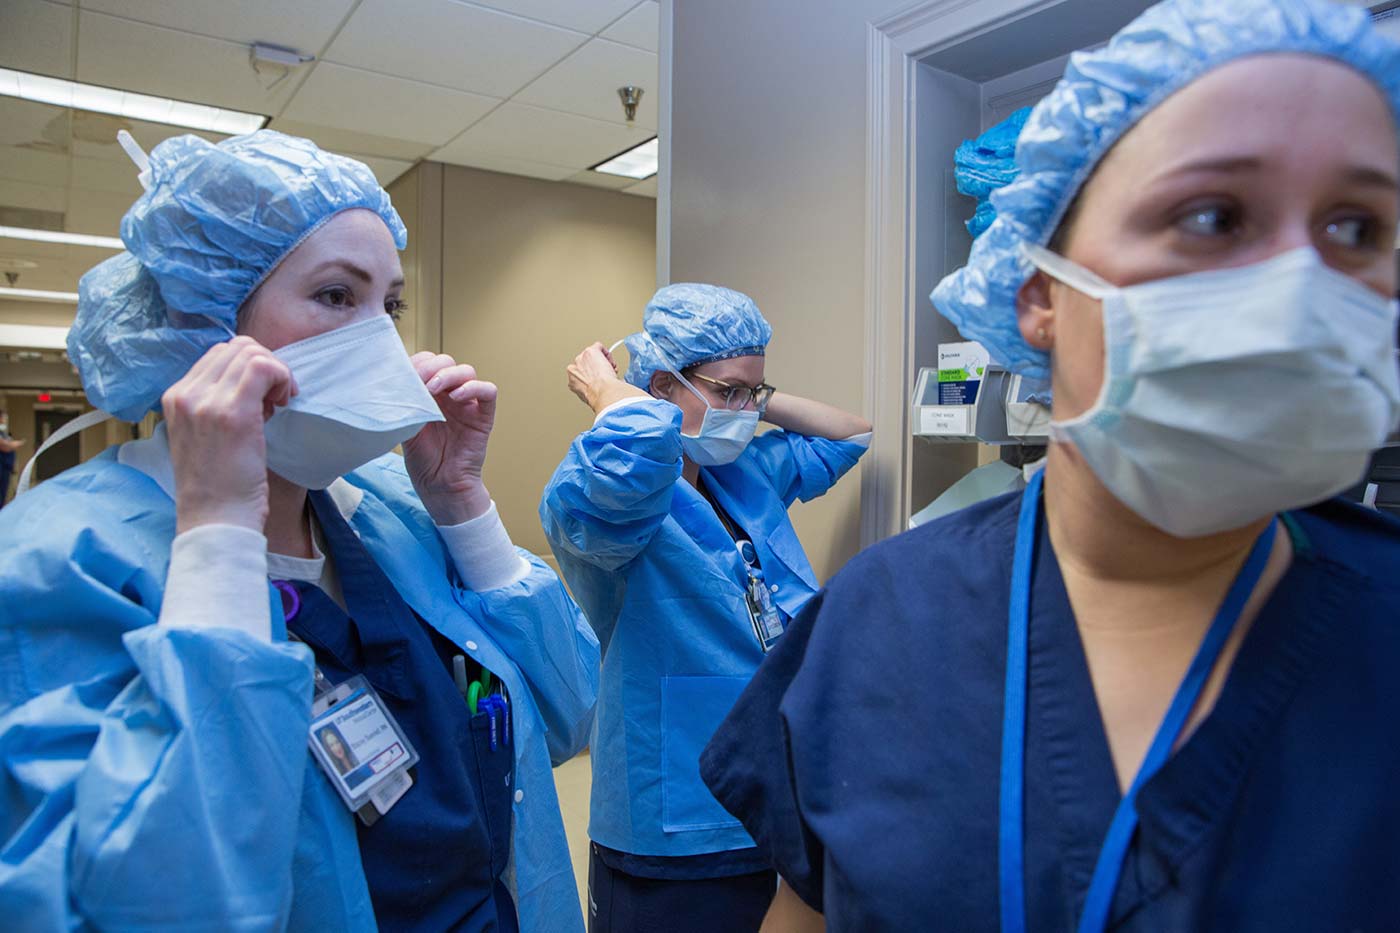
858, 0, 1068, 546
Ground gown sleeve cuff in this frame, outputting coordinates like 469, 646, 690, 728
841, 431, 873, 448
159, 524, 272, 641
437, 500, 532, 591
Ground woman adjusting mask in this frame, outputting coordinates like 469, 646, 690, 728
701, 1, 1400, 930
1, 130, 599, 933
542, 284, 870, 933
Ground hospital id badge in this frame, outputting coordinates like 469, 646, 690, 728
309, 674, 419, 826
746, 574, 786, 653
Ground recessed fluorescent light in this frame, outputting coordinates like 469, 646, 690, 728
0, 287, 80, 304
0, 225, 124, 250
592, 137, 658, 180
0, 323, 70, 349
0, 67, 267, 135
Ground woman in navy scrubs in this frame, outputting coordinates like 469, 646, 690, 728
700, 1, 1400, 929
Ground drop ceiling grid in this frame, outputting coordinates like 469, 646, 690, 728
0, 0, 658, 259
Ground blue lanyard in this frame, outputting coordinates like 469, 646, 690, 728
999, 470, 1277, 933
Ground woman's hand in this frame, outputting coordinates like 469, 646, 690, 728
403, 352, 496, 526
162, 336, 296, 534
568, 342, 648, 414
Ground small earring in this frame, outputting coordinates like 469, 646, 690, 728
1036, 326, 1048, 341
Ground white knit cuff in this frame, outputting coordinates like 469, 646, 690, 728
437, 500, 531, 591
159, 524, 272, 641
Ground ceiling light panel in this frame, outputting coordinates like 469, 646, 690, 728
0, 287, 81, 304
592, 137, 658, 179
0, 225, 124, 250
0, 67, 266, 135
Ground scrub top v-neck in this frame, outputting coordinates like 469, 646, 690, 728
700, 491, 1400, 931
283, 491, 518, 933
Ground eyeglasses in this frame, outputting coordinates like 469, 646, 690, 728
687, 371, 777, 412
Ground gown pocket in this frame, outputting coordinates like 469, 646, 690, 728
660, 674, 750, 833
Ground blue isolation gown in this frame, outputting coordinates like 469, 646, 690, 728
0, 435, 598, 933
540, 398, 867, 862
701, 492, 1400, 931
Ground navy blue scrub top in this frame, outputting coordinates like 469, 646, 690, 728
286, 492, 518, 933
700, 492, 1400, 932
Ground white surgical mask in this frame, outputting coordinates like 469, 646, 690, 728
643, 336, 760, 466
264, 314, 445, 489
1023, 243, 1400, 538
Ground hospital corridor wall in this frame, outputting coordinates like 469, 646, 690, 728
388, 161, 657, 564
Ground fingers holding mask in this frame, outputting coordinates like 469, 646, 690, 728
162, 337, 297, 533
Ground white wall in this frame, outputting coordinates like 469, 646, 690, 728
666, 0, 907, 580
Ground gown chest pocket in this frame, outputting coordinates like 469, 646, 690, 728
661, 674, 749, 833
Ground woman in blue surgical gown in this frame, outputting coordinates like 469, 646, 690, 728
540, 285, 871, 932
700, 1, 1400, 930
0, 131, 598, 932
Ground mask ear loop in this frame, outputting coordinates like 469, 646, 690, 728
1021, 242, 1116, 300
641, 334, 715, 411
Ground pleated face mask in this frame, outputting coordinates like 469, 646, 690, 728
264, 314, 445, 489
1023, 243, 1400, 537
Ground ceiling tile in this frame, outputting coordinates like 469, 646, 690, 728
342, 154, 417, 186
468, 0, 639, 35
76, 11, 297, 116
432, 101, 652, 171
69, 118, 223, 165
433, 152, 577, 183
0, 99, 71, 156
61, 187, 136, 235
624, 176, 657, 198
268, 119, 433, 162
515, 38, 657, 128
601, 2, 658, 53
0, 0, 75, 79
0, 179, 66, 213
0, 146, 69, 189
281, 63, 498, 147
69, 155, 144, 197
324, 0, 585, 99
565, 169, 636, 191
80, 0, 357, 54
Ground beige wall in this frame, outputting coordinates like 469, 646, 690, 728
666, 0, 908, 581
391, 163, 657, 557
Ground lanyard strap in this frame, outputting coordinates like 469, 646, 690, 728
999, 470, 1277, 933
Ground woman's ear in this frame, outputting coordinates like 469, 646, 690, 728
1016, 271, 1056, 351
649, 371, 673, 399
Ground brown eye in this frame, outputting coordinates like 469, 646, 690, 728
1322, 215, 1379, 250
1173, 202, 1240, 237
385, 298, 408, 320
315, 286, 354, 308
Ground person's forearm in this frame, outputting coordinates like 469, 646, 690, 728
761, 392, 871, 440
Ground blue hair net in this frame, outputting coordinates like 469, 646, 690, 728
931, 0, 1400, 379
69, 130, 407, 421
623, 283, 772, 389
954, 107, 1032, 238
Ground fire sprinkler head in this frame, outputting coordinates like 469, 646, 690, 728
618, 86, 644, 123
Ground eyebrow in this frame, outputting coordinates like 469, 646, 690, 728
309, 259, 405, 288
1159, 155, 1398, 190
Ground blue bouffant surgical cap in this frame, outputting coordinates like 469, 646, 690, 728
623, 283, 772, 390
932, 0, 1400, 379
69, 130, 407, 421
